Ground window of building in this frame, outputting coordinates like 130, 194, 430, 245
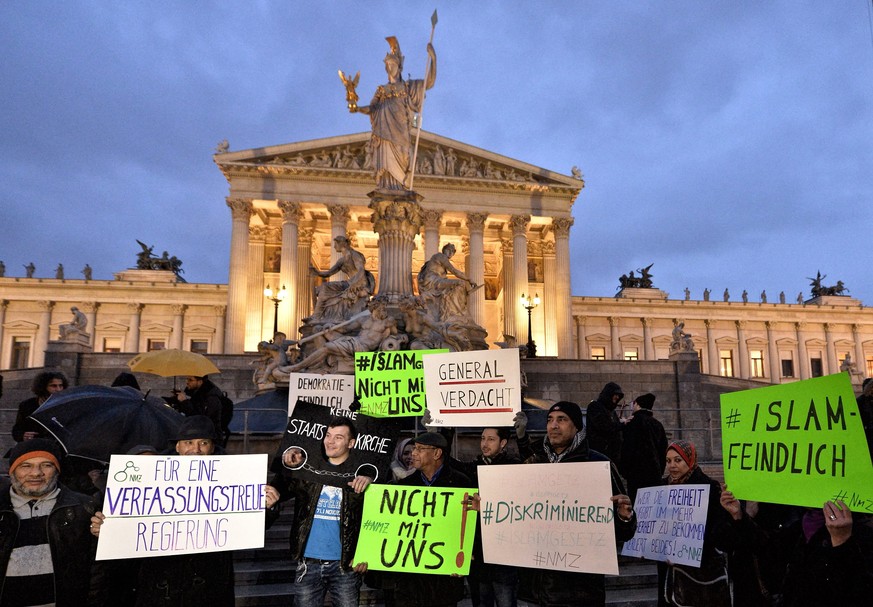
781, 358, 795, 378
867, 355, 873, 377
750, 350, 765, 378
102, 337, 122, 353
190, 339, 209, 355
624, 348, 639, 361
719, 349, 734, 377
11, 338, 30, 369
810, 357, 824, 377
147, 339, 166, 351
590, 346, 606, 361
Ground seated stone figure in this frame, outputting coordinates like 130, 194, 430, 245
308, 236, 375, 325
58, 306, 87, 340
417, 243, 476, 320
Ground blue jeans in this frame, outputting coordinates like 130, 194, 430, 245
293, 559, 361, 607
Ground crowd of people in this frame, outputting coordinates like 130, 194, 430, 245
2, 375, 872, 606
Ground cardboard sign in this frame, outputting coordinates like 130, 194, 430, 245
288, 372, 355, 416
354, 349, 447, 417
275, 400, 400, 486
620, 484, 710, 567
720, 372, 873, 512
353, 484, 478, 575
477, 462, 619, 575
422, 348, 522, 427
96, 454, 268, 560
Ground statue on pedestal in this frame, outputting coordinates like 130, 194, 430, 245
417, 243, 477, 320
670, 321, 695, 354
59, 306, 87, 341
307, 236, 375, 325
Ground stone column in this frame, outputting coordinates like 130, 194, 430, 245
608, 316, 620, 360
171, 304, 187, 350
705, 319, 718, 375
574, 315, 586, 359
500, 238, 516, 342
34, 300, 54, 367
278, 200, 301, 338
0, 300, 7, 366
126, 303, 144, 353
736, 321, 750, 378
641, 318, 654, 360
796, 322, 809, 379
246, 226, 267, 348
824, 323, 838, 375
510, 215, 531, 343
225, 197, 253, 354
328, 204, 351, 280
369, 192, 423, 301
466, 213, 487, 327
552, 218, 574, 359
765, 321, 781, 383
853, 324, 866, 378
542, 241, 557, 357
423, 210, 443, 259
213, 306, 226, 354
295, 228, 315, 334
81, 302, 99, 348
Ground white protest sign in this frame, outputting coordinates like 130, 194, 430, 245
96, 454, 268, 560
422, 348, 521, 427
620, 484, 710, 567
478, 462, 619, 575
288, 372, 355, 416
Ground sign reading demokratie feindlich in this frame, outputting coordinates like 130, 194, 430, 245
288, 372, 355, 416
620, 484, 711, 567
96, 453, 268, 560
477, 462, 619, 575
422, 348, 521, 427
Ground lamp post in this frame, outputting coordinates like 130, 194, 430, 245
520, 292, 540, 358
263, 284, 287, 339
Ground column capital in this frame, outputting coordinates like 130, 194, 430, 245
172, 304, 188, 316
735, 320, 747, 330
277, 200, 302, 223
0, 299, 9, 309
853, 323, 863, 334
213, 305, 227, 317
127, 303, 144, 314
704, 318, 715, 328
641, 317, 653, 327
573, 315, 586, 327
500, 238, 513, 255
509, 214, 531, 236
765, 320, 777, 331
608, 316, 618, 327
249, 225, 269, 241
37, 300, 55, 312
81, 301, 100, 313
551, 217, 574, 238
298, 227, 315, 245
265, 226, 282, 244
328, 204, 351, 224
226, 197, 254, 220
465, 212, 488, 232
423, 209, 443, 229
795, 321, 806, 331
823, 322, 833, 333
541, 240, 556, 256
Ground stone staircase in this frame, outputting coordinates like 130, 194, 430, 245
232, 507, 658, 607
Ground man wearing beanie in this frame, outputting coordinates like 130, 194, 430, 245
0, 438, 97, 606
619, 392, 668, 503
585, 382, 626, 465
516, 402, 636, 607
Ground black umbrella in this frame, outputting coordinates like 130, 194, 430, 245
30, 385, 184, 464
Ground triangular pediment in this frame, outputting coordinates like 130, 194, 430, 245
215, 131, 583, 192
3, 319, 38, 330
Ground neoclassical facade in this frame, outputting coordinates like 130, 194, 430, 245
2, 130, 872, 385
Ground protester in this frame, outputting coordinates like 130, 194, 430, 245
268, 416, 371, 607
619, 392, 668, 503
585, 382, 625, 464
516, 403, 636, 607
390, 437, 416, 481
110, 371, 141, 391
0, 438, 97, 606
857, 377, 873, 463
90, 416, 243, 606
658, 440, 732, 607
11, 371, 67, 442
167, 374, 224, 440
378, 432, 473, 607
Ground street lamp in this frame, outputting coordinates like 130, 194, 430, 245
520, 292, 540, 358
263, 284, 287, 339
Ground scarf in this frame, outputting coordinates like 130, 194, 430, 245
543, 429, 586, 463
667, 439, 698, 484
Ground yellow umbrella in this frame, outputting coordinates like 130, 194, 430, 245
128, 349, 220, 378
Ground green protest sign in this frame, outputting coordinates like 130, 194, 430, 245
354, 349, 447, 417
353, 484, 478, 575
720, 372, 873, 512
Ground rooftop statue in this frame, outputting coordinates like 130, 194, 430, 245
135, 240, 185, 279
618, 263, 654, 290
344, 14, 437, 192
808, 270, 849, 297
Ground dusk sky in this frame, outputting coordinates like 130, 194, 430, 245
3, 2, 872, 304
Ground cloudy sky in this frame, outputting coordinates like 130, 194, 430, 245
3, 1, 872, 305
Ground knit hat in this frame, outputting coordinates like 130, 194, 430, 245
127, 444, 158, 455
667, 439, 697, 470
413, 432, 448, 450
549, 401, 585, 431
173, 415, 218, 441
635, 393, 656, 410
9, 438, 64, 475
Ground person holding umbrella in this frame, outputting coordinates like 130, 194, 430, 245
167, 375, 224, 444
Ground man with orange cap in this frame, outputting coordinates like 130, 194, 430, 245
0, 438, 96, 605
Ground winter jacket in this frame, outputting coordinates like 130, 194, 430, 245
619, 409, 667, 500
585, 382, 625, 464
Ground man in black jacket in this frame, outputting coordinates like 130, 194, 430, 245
0, 438, 96, 606
619, 392, 668, 503
270, 416, 371, 607
585, 382, 625, 465
170, 375, 224, 441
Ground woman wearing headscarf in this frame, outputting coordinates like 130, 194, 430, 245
658, 440, 733, 607
390, 437, 416, 481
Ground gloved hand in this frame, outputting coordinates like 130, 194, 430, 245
513, 410, 528, 439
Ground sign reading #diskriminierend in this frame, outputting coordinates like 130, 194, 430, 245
96, 454, 268, 560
